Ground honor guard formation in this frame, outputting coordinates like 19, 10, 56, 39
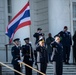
11, 26, 76, 75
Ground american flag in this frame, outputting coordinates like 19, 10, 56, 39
5, 1, 31, 43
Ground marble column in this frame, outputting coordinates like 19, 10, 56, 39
48, 0, 73, 63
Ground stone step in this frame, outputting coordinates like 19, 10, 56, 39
2, 72, 76, 75
1, 62, 76, 75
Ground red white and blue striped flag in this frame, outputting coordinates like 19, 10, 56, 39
5, 1, 31, 43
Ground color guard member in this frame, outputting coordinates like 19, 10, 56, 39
22, 38, 34, 75
11, 38, 21, 75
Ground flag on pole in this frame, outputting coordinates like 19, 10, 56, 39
5, 1, 31, 43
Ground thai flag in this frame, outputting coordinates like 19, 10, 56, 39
5, 1, 31, 43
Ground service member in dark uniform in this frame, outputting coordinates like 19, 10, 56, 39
51, 36, 63, 75
22, 38, 34, 75
35, 39, 48, 75
46, 33, 54, 62
11, 38, 21, 75
57, 26, 72, 64
33, 28, 43, 45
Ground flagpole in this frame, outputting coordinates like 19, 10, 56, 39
28, 0, 32, 41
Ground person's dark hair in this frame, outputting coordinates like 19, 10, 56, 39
48, 33, 51, 37
64, 26, 68, 29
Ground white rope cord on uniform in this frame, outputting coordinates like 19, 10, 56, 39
0, 62, 25, 75
19, 61, 46, 75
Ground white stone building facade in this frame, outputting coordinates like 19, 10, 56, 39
0, 0, 76, 62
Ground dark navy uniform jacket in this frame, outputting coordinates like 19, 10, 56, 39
33, 33, 43, 44
58, 31, 72, 46
51, 41, 63, 75
22, 43, 34, 63
46, 37, 54, 53
51, 41, 63, 62
11, 46, 20, 65
36, 46, 48, 63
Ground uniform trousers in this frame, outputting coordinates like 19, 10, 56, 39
53, 61, 63, 75
37, 63, 47, 75
13, 63, 21, 75
63, 46, 71, 63
25, 61, 33, 75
